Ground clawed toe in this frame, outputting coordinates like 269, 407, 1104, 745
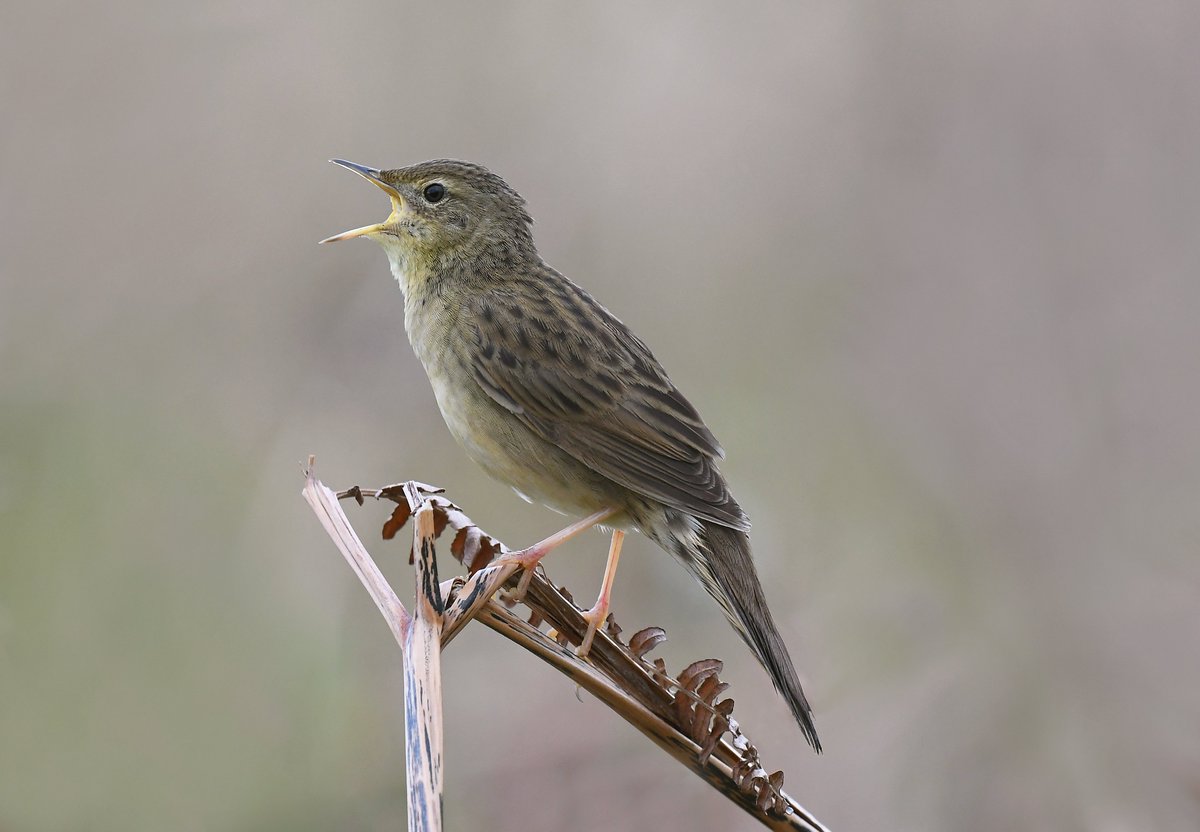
577, 602, 610, 658
490, 548, 543, 602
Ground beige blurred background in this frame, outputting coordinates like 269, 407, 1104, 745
3, 2, 1198, 830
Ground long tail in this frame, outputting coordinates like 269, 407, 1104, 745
663, 516, 821, 751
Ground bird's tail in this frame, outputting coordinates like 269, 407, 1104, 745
662, 515, 821, 752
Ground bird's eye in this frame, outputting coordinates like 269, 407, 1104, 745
423, 183, 446, 203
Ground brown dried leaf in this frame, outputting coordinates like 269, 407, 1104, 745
452, 525, 490, 572
450, 526, 468, 559
650, 658, 670, 686
697, 712, 730, 765
377, 483, 412, 502
755, 780, 774, 813
431, 498, 476, 535
466, 538, 498, 575
697, 719, 724, 765
628, 627, 667, 659
732, 759, 753, 787
430, 504, 449, 539
673, 690, 694, 728
424, 497, 506, 573
381, 502, 413, 540
483, 540, 502, 572
695, 674, 730, 707
711, 713, 729, 735
604, 615, 622, 640
689, 697, 712, 742
462, 528, 486, 567
678, 659, 723, 693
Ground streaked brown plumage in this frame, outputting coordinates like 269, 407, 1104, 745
322, 159, 821, 751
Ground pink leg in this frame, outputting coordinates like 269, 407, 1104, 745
491, 507, 620, 601
578, 530, 625, 657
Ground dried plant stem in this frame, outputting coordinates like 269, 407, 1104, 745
403, 501, 444, 832
302, 462, 829, 832
302, 461, 410, 641
302, 464, 444, 832
474, 602, 827, 831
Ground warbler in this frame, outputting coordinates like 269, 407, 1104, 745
322, 159, 820, 751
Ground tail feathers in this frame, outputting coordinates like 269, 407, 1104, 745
672, 518, 821, 752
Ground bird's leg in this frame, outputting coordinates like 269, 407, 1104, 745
578, 530, 625, 657
491, 507, 620, 602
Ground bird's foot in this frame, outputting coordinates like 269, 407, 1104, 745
489, 546, 549, 603
577, 596, 611, 658
488, 508, 621, 604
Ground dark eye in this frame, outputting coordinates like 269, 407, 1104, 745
423, 183, 446, 203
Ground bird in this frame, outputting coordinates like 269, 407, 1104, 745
321, 158, 820, 751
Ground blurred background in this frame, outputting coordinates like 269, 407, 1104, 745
3, 2, 1198, 830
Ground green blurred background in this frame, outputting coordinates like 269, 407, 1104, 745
3, 2, 1198, 830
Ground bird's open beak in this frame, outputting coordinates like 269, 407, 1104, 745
319, 159, 405, 244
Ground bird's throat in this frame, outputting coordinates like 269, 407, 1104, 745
385, 250, 415, 296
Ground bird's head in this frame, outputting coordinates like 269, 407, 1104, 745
321, 159, 535, 286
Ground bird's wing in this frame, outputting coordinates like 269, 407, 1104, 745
463, 276, 749, 531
